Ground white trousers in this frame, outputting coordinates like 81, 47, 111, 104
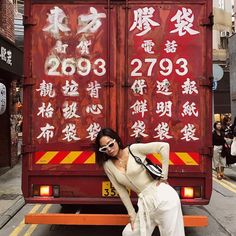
213, 145, 226, 169
122, 182, 185, 236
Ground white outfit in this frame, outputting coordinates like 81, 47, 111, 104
103, 142, 185, 236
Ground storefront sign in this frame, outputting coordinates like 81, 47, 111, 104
0, 36, 23, 76
0, 83, 6, 115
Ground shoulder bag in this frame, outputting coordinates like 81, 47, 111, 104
128, 145, 163, 180
231, 137, 236, 156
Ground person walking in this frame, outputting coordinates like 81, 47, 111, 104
221, 116, 231, 137
95, 128, 185, 236
213, 121, 226, 180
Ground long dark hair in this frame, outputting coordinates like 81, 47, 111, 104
95, 128, 124, 167
213, 121, 221, 130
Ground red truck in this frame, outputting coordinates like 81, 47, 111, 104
23, 0, 212, 226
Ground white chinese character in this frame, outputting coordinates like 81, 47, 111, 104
63, 102, 80, 119
36, 80, 56, 97
129, 7, 160, 36
130, 99, 148, 118
181, 123, 199, 141
37, 102, 54, 118
0, 47, 6, 61
37, 123, 55, 143
154, 122, 173, 140
62, 123, 80, 142
76, 39, 91, 55
131, 120, 148, 138
86, 81, 101, 98
182, 78, 198, 95
182, 101, 199, 117
131, 79, 147, 95
170, 8, 200, 36
86, 123, 101, 141
62, 80, 79, 96
43, 6, 71, 38
164, 40, 178, 53
156, 79, 172, 95
78, 7, 106, 34
86, 104, 103, 115
156, 101, 172, 117
6, 50, 12, 65
54, 40, 68, 54
141, 40, 155, 54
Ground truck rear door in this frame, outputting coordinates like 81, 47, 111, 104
23, 0, 212, 205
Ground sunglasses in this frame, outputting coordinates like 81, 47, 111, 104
99, 139, 116, 152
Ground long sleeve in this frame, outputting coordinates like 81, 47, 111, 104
103, 164, 136, 221
131, 142, 170, 180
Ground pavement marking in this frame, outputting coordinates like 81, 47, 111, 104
24, 204, 52, 236
212, 172, 236, 189
9, 204, 41, 236
213, 175, 236, 194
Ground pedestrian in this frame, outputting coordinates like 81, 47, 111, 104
221, 115, 232, 137
212, 121, 226, 180
95, 128, 185, 236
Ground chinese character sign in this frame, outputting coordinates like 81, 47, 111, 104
32, 5, 108, 144
127, 4, 203, 149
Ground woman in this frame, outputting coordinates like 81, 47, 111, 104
212, 121, 226, 179
221, 116, 231, 137
95, 128, 185, 236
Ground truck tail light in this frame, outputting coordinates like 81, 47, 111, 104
181, 187, 194, 199
179, 186, 202, 199
40, 186, 52, 196
33, 185, 60, 197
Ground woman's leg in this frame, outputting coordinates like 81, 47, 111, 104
213, 146, 222, 180
152, 184, 185, 236
122, 215, 156, 236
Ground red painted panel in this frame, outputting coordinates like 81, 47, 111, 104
31, 4, 110, 149
125, 3, 208, 155
23, 0, 212, 204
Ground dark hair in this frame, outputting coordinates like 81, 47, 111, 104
222, 116, 231, 125
95, 128, 124, 167
213, 121, 221, 130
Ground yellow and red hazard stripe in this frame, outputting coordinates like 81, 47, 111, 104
35, 151, 95, 164
147, 152, 200, 166
35, 151, 200, 165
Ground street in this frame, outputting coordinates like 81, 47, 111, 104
0, 167, 236, 236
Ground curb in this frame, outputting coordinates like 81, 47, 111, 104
0, 195, 25, 229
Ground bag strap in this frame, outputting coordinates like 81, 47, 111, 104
128, 145, 145, 166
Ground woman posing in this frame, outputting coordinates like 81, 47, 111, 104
95, 128, 185, 236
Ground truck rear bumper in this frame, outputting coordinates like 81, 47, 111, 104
24, 197, 210, 205
25, 213, 208, 227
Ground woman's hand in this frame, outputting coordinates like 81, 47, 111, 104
129, 214, 136, 231
130, 219, 135, 231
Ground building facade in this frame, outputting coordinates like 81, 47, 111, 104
229, 1, 236, 120
213, 0, 233, 119
0, 0, 23, 168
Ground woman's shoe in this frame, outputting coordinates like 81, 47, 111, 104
217, 173, 222, 180
220, 173, 226, 179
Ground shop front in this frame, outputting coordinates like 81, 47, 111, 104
0, 35, 23, 167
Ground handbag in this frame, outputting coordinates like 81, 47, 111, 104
231, 137, 236, 156
128, 146, 163, 180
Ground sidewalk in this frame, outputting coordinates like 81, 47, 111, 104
224, 164, 236, 180
0, 159, 25, 228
